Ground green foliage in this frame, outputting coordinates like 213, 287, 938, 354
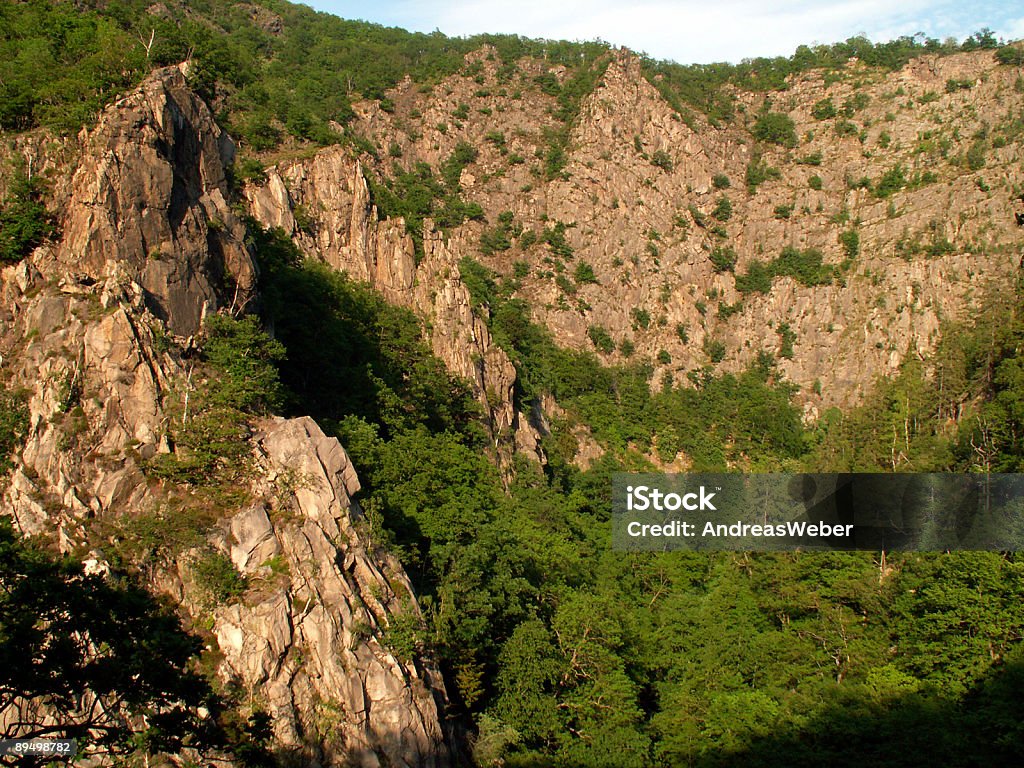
776, 321, 796, 359
834, 119, 859, 136
441, 141, 479, 190
650, 149, 673, 171
811, 280, 1024, 473
712, 173, 731, 189
753, 111, 797, 147
190, 550, 247, 604
542, 221, 574, 259
0, 518, 239, 758
712, 195, 733, 222
253, 226, 479, 440
0, 175, 56, 263
710, 245, 738, 273
746, 157, 782, 193
874, 164, 907, 197
996, 45, 1024, 65
641, 32, 983, 129
809, 174, 823, 190
371, 158, 484, 260
587, 325, 615, 354
480, 221, 513, 256
736, 246, 835, 294
0, 0, 145, 131
8, 7, 1024, 764
146, 313, 285, 489
2, 0, 1002, 160
703, 337, 727, 364
839, 228, 860, 260
201, 315, 286, 415
811, 98, 837, 120
574, 261, 598, 285
0, 387, 28, 473
966, 138, 987, 171
631, 307, 651, 331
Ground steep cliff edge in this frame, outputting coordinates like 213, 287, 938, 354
0, 66, 451, 767
347, 47, 1024, 415
245, 152, 539, 467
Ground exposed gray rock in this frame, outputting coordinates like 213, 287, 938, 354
58, 64, 256, 335
213, 417, 450, 768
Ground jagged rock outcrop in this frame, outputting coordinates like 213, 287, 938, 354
56, 64, 256, 335
347, 47, 1024, 414
0, 66, 452, 767
214, 417, 449, 768
245, 154, 540, 468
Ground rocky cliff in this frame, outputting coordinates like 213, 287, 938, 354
245, 151, 539, 470
3, 32, 1024, 765
1, 65, 450, 767
339, 47, 1024, 417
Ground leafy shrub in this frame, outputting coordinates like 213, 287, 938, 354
835, 120, 858, 136
703, 337, 727, 363
712, 195, 733, 222
651, 150, 673, 171
839, 229, 860, 260
441, 141, 479, 189
996, 45, 1024, 65
0, 176, 56, 263
809, 175, 823, 190
542, 222, 574, 259
202, 315, 286, 415
574, 262, 598, 285
777, 322, 796, 359
710, 246, 737, 272
753, 111, 797, 147
746, 158, 781, 193
712, 173, 731, 189
811, 98, 837, 120
587, 325, 615, 354
842, 92, 871, 114
735, 260, 773, 294
772, 246, 834, 286
190, 550, 247, 603
480, 226, 512, 256
0, 388, 29, 472
966, 139, 987, 171
874, 164, 907, 197
631, 307, 651, 330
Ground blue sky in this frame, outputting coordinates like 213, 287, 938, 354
306, 0, 1024, 64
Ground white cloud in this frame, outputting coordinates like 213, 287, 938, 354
1005, 16, 1024, 41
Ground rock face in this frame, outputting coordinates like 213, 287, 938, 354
57, 64, 256, 335
246, 153, 537, 470
342, 47, 1024, 414
215, 417, 449, 767
0, 67, 451, 767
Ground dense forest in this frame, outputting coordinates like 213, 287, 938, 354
2, 0, 1024, 765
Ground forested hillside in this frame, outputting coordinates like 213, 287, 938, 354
1, 0, 1024, 766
